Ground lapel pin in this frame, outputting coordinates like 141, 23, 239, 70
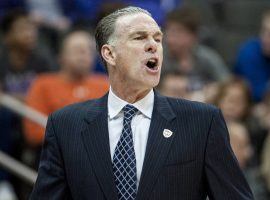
163, 129, 173, 138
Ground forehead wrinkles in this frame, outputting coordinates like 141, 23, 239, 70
113, 13, 160, 40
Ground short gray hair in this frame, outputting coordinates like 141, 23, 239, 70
95, 6, 151, 66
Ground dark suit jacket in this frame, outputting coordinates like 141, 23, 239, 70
30, 92, 254, 200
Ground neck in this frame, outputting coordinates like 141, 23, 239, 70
110, 79, 151, 104
60, 69, 87, 82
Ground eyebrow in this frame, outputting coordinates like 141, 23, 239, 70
129, 30, 163, 37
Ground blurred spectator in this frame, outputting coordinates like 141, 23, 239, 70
228, 122, 253, 169
215, 77, 267, 164
253, 89, 270, 132
160, 0, 182, 13
0, 9, 56, 100
0, 107, 20, 200
130, 0, 183, 25
59, 0, 103, 27
0, 0, 25, 19
23, 30, 109, 147
158, 69, 220, 103
186, 81, 220, 103
235, 9, 270, 102
59, 0, 182, 28
200, 82, 220, 104
227, 122, 269, 199
27, 0, 71, 32
163, 6, 230, 89
0, 10, 56, 199
158, 70, 190, 99
26, 0, 73, 54
261, 132, 270, 195
215, 77, 251, 122
253, 90, 270, 186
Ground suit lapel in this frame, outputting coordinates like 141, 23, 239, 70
81, 94, 118, 200
80, 92, 177, 200
136, 92, 177, 200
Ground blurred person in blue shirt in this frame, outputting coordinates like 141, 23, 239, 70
59, 0, 182, 27
235, 10, 270, 102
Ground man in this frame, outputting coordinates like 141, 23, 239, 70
0, 9, 56, 100
158, 70, 190, 99
163, 7, 230, 86
23, 30, 109, 147
235, 10, 270, 102
227, 122, 269, 199
31, 7, 253, 199
0, 10, 55, 199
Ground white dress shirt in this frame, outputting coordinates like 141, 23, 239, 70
108, 88, 154, 187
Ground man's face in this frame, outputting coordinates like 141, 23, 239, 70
108, 13, 163, 90
165, 21, 196, 56
219, 85, 248, 121
7, 16, 37, 50
160, 75, 189, 99
61, 32, 95, 77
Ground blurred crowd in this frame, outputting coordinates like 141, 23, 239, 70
0, 0, 270, 199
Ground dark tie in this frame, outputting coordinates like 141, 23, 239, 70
112, 104, 138, 200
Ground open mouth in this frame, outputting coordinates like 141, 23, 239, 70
145, 58, 158, 70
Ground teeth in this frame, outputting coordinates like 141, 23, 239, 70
149, 58, 156, 63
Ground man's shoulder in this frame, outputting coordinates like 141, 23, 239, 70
164, 95, 218, 117
50, 97, 104, 122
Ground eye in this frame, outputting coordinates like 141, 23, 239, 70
155, 37, 162, 43
134, 36, 145, 40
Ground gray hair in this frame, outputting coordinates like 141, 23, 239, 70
95, 6, 151, 66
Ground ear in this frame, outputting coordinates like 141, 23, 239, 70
101, 44, 116, 66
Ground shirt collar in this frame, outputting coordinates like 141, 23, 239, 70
108, 87, 154, 120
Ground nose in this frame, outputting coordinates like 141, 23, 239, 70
145, 38, 157, 53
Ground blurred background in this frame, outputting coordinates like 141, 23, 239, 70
0, 0, 270, 199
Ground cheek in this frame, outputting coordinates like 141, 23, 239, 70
159, 46, 163, 61
235, 104, 246, 117
116, 47, 141, 67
